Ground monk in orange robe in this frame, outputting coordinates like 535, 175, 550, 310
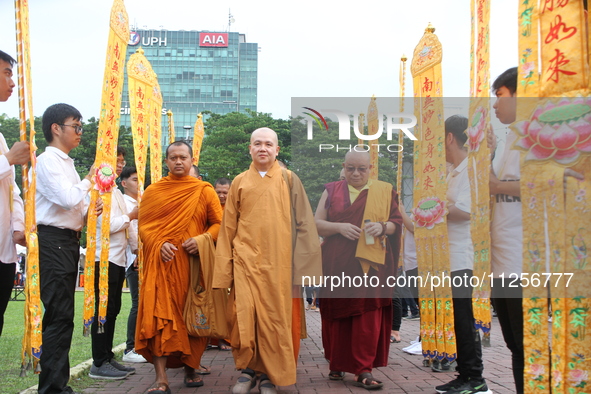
214, 128, 322, 393
137, 141, 222, 394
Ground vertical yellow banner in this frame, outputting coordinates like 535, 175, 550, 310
15, 0, 42, 372
193, 113, 204, 166
467, 0, 491, 342
513, 1, 590, 393
167, 110, 175, 145
83, 0, 129, 335
410, 24, 455, 366
150, 74, 163, 183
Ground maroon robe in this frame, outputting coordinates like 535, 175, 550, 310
320, 180, 402, 374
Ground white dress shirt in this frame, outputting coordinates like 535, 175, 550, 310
123, 194, 138, 270
0, 133, 25, 264
446, 157, 474, 272
36, 146, 91, 231
94, 189, 130, 267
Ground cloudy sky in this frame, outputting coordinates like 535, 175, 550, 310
0, 0, 517, 121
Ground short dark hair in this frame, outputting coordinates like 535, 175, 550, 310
192, 165, 200, 177
214, 177, 231, 187
120, 166, 137, 181
0, 50, 16, 67
445, 115, 468, 148
117, 146, 126, 158
492, 67, 517, 95
165, 140, 193, 159
41, 103, 82, 143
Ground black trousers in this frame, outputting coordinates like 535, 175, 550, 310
91, 261, 125, 367
491, 278, 524, 394
38, 226, 80, 394
125, 266, 139, 351
451, 269, 484, 380
0, 262, 16, 337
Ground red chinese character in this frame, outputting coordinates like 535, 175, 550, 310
107, 109, 114, 123
426, 143, 434, 158
109, 92, 115, 106
423, 96, 434, 108
137, 127, 144, 137
106, 129, 113, 139
109, 76, 118, 89
423, 176, 434, 190
112, 61, 119, 73
105, 142, 111, 152
136, 87, 144, 100
544, 14, 577, 43
422, 110, 435, 124
424, 127, 434, 141
546, 48, 577, 82
137, 101, 144, 111
542, 0, 569, 13
114, 43, 120, 60
137, 113, 144, 123
422, 77, 433, 92
423, 161, 436, 173
477, 0, 485, 23
477, 27, 485, 50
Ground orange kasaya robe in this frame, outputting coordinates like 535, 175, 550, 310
213, 161, 322, 387
136, 174, 222, 369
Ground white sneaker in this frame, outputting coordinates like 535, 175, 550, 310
410, 335, 420, 345
402, 341, 422, 355
122, 349, 147, 363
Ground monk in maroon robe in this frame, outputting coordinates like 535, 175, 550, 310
315, 151, 402, 390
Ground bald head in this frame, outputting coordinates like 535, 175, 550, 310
249, 127, 280, 172
343, 150, 371, 190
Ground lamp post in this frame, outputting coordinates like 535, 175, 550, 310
183, 125, 192, 144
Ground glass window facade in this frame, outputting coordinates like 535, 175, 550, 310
120, 30, 258, 142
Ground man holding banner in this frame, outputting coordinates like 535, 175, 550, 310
0, 50, 29, 338
36, 103, 102, 394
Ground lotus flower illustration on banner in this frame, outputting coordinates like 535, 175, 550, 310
93, 164, 117, 193
467, 106, 487, 152
514, 97, 591, 165
411, 197, 446, 229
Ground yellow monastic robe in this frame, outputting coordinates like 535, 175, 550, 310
213, 160, 321, 386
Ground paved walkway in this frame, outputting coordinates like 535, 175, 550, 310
79, 309, 514, 393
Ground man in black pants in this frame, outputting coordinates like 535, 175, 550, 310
88, 147, 138, 379
0, 49, 29, 338
435, 115, 490, 394
36, 103, 103, 394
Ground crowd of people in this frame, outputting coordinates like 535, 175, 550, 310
1, 45, 586, 394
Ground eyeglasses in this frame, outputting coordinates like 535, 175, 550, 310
117, 160, 126, 166
345, 166, 369, 174
58, 124, 83, 134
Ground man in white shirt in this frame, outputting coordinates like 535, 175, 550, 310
89, 147, 138, 380
36, 103, 102, 394
0, 50, 29, 337
435, 115, 490, 394
119, 166, 147, 364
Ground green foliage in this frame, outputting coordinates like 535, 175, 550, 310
0, 114, 136, 190
0, 291, 131, 393
198, 109, 291, 182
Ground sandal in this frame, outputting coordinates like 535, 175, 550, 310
145, 382, 171, 394
259, 375, 277, 394
329, 370, 345, 380
352, 372, 383, 390
232, 372, 257, 394
196, 364, 211, 375
219, 339, 232, 351
390, 335, 401, 343
184, 373, 204, 387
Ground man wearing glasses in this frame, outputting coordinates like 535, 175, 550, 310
36, 103, 103, 394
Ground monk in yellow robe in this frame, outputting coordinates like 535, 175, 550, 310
214, 128, 322, 394
315, 151, 402, 390
137, 141, 222, 394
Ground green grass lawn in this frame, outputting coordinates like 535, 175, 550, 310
1, 290, 132, 394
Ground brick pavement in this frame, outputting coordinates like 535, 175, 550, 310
80, 309, 515, 393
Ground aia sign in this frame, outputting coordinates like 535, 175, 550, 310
199, 33, 229, 47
